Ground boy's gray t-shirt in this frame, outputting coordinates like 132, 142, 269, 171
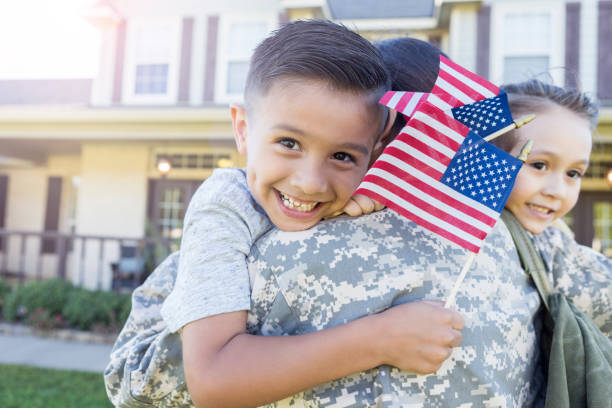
161, 168, 273, 332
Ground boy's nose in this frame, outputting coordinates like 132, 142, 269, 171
291, 161, 329, 195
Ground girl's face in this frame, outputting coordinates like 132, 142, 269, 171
505, 105, 592, 234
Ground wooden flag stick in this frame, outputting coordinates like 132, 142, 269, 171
484, 113, 536, 142
444, 252, 477, 308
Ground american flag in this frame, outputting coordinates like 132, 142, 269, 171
355, 102, 523, 253
450, 90, 514, 138
379, 55, 501, 117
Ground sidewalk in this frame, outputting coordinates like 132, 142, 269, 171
0, 332, 114, 373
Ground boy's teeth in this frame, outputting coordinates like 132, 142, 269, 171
280, 193, 317, 211
527, 204, 552, 214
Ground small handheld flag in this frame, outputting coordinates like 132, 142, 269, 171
355, 102, 523, 254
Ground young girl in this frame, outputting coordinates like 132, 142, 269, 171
492, 79, 611, 335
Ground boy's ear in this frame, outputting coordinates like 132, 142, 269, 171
230, 103, 248, 155
369, 109, 397, 167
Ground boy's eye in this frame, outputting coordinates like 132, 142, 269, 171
279, 138, 300, 150
332, 152, 355, 162
567, 169, 584, 179
530, 161, 547, 171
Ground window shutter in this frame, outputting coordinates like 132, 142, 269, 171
565, 3, 581, 88
476, 5, 491, 78
178, 17, 194, 103
598, 1, 612, 99
203, 15, 219, 102
42, 177, 62, 254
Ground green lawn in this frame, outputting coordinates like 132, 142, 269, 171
0, 364, 112, 408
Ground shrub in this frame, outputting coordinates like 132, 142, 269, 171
3, 279, 73, 322
0, 278, 11, 315
63, 289, 131, 331
26, 307, 67, 330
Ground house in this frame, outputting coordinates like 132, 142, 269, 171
1, 0, 610, 290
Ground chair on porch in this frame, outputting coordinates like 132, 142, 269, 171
111, 245, 146, 292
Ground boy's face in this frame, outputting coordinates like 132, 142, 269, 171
232, 79, 385, 231
505, 105, 592, 234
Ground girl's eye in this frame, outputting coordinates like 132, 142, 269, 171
279, 138, 299, 150
332, 152, 355, 162
530, 161, 547, 171
567, 169, 584, 179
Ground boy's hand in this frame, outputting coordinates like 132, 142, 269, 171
343, 194, 385, 217
372, 301, 464, 374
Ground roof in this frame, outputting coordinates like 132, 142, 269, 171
0, 79, 92, 105
326, 0, 435, 19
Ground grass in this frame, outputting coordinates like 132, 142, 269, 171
0, 364, 113, 408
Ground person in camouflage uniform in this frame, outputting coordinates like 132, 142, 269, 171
105, 207, 611, 407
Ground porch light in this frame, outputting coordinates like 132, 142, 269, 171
217, 158, 233, 168
157, 157, 171, 176
607, 168, 612, 187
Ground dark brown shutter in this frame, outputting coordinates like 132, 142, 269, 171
598, 1, 612, 99
476, 5, 491, 78
565, 3, 581, 88
112, 20, 127, 104
178, 17, 194, 103
0, 175, 7, 251
41, 177, 62, 254
203, 15, 219, 102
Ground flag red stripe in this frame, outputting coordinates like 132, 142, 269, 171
392, 133, 451, 169
355, 188, 481, 253
415, 102, 471, 137
382, 145, 445, 180
363, 173, 489, 240
437, 70, 490, 103
405, 118, 463, 153
371, 160, 497, 227
440, 56, 500, 95
379, 91, 394, 106
394, 92, 413, 113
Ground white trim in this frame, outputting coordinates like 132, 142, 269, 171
214, 13, 278, 104
336, 17, 438, 31
122, 18, 182, 105
490, 1, 565, 85
580, 0, 598, 97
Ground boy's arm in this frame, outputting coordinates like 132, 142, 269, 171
183, 301, 464, 408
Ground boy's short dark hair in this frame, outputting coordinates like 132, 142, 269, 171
244, 19, 390, 110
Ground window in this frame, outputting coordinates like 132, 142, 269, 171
490, 3, 564, 85
215, 14, 276, 102
135, 64, 169, 94
123, 19, 181, 104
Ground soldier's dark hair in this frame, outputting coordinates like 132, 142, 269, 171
374, 37, 446, 142
491, 79, 599, 152
244, 19, 390, 112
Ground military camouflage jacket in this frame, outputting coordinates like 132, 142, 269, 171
104, 209, 612, 407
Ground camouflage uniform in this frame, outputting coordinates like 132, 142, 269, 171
104, 209, 612, 407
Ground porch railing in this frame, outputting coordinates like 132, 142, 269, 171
0, 229, 176, 292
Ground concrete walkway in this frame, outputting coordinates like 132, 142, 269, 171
0, 333, 113, 372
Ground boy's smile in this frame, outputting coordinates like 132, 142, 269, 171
231, 79, 385, 231
506, 105, 591, 234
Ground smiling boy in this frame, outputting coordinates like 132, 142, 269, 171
153, 20, 465, 407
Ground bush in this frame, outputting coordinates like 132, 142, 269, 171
62, 288, 131, 331
3, 279, 73, 322
2, 278, 131, 333
0, 278, 11, 315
